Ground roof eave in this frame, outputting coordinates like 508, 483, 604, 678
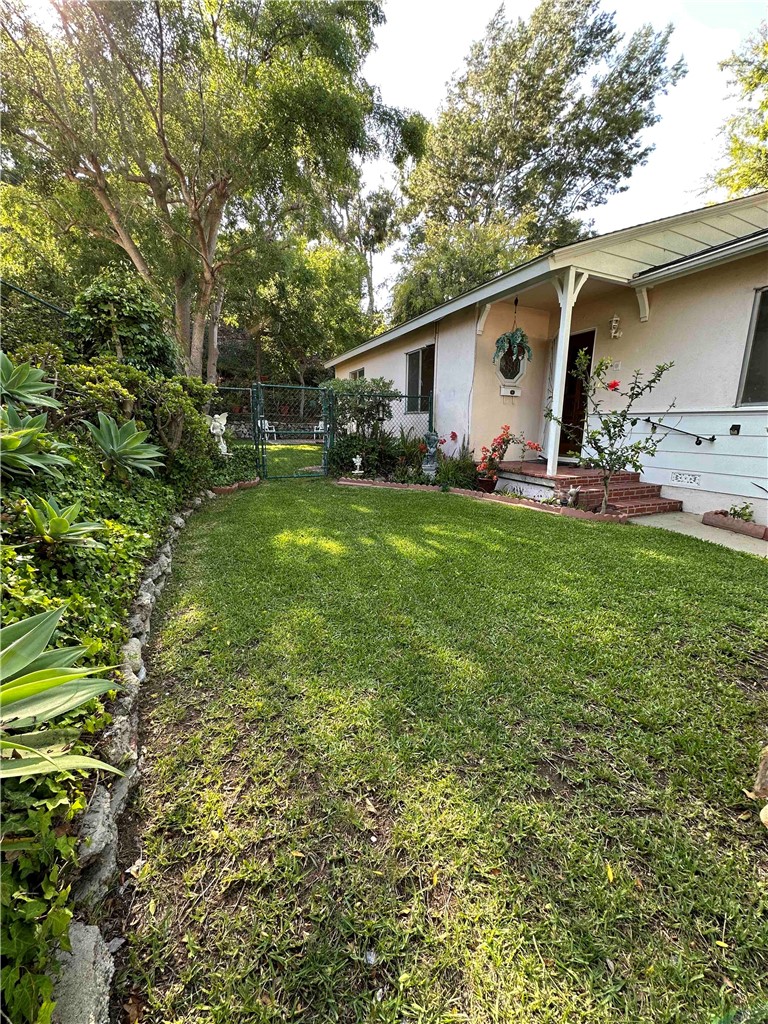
325, 253, 557, 368
632, 233, 768, 288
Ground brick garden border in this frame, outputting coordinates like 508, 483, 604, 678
701, 511, 768, 541
336, 477, 631, 524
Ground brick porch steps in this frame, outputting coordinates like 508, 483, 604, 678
496, 461, 683, 517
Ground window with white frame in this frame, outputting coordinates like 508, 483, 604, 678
406, 344, 435, 412
738, 288, 768, 405
349, 367, 365, 380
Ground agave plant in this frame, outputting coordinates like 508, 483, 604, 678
1, 607, 121, 780
0, 351, 60, 408
85, 411, 164, 480
22, 495, 105, 549
0, 404, 71, 479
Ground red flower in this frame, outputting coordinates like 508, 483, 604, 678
607, 380, 620, 392
439, 437, 446, 445
418, 443, 427, 454
450, 431, 458, 442
526, 440, 543, 451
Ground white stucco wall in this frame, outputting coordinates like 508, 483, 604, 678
331, 309, 476, 442
470, 302, 551, 454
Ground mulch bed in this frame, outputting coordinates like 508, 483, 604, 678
336, 477, 631, 524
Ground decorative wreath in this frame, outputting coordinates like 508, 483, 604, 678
493, 327, 532, 366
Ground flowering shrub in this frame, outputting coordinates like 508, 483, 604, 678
522, 438, 543, 459
546, 349, 674, 512
477, 424, 521, 481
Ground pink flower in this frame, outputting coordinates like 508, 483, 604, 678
526, 440, 543, 451
450, 431, 458, 442
607, 380, 620, 392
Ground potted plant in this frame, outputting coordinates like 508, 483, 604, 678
476, 424, 520, 492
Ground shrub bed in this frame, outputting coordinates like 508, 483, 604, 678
0, 345, 215, 1024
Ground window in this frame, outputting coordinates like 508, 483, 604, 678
739, 289, 768, 405
349, 367, 365, 380
406, 344, 435, 412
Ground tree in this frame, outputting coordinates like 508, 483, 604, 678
248, 237, 375, 387
1, 0, 390, 376
392, 0, 686, 321
547, 349, 674, 513
712, 22, 768, 196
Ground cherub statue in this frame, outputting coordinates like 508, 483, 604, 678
422, 430, 439, 479
205, 412, 229, 456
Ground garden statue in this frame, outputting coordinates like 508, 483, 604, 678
422, 430, 439, 480
567, 485, 581, 507
351, 454, 364, 476
205, 413, 229, 456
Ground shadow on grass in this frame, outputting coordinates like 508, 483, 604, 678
121, 484, 768, 1024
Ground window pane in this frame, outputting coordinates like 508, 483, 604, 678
406, 351, 420, 411
742, 291, 768, 404
499, 348, 521, 380
420, 344, 435, 412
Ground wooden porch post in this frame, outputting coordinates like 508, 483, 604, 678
546, 268, 588, 475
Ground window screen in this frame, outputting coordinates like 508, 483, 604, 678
739, 290, 768, 405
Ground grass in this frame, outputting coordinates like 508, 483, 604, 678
120, 466, 768, 1024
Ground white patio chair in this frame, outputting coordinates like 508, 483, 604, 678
313, 419, 325, 441
257, 417, 277, 442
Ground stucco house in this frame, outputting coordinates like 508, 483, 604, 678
326, 192, 768, 524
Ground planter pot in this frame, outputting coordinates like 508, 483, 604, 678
476, 478, 497, 493
702, 511, 768, 540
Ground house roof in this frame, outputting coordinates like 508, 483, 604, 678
325, 191, 768, 369
632, 227, 768, 283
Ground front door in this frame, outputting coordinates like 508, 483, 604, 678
558, 330, 595, 458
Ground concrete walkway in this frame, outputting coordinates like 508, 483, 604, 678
628, 510, 768, 557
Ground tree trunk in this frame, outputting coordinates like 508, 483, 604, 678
365, 255, 375, 316
174, 275, 193, 368
189, 274, 217, 378
601, 475, 610, 514
206, 291, 224, 385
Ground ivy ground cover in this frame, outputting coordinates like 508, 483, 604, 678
122, 479, 767, 1023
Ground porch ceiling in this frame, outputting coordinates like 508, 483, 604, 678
491, 274, 627, 314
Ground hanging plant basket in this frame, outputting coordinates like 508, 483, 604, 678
493, 327, 533, 366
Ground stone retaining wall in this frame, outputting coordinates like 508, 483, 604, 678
52, 490, 216, 1024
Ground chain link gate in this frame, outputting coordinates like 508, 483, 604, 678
252, 383, 333, 480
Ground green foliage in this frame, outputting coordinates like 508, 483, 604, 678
252, 239, 376, 385
0, 405, 71, 482
2, 444, 178, 1023
21, 496, 105, 550
67, 268, 178, 377
394, 0, 686, 319
0, 352, 60, 409
548, 350, 675, 513
713, 23, 768, 195
728, 501, 755, 522
0, 607, 120, 780
85, 412, 165, 481
326, 376, 398, 437
436, 438, 478, 490
1, 1, 394, 374
327, 431, 399, 478
210, 444, 260, 488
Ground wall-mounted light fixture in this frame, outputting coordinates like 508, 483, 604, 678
730, 424, 741, 436
609, 314, 623, 339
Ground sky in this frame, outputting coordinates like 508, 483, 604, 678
363, 0, 766, 304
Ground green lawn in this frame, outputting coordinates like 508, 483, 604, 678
121, 475, 768, 1024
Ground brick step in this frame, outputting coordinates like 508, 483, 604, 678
562, 471, 641, 486
576, 486, 662, 505
577, 483, 662, 497
609, 497, 683, 517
